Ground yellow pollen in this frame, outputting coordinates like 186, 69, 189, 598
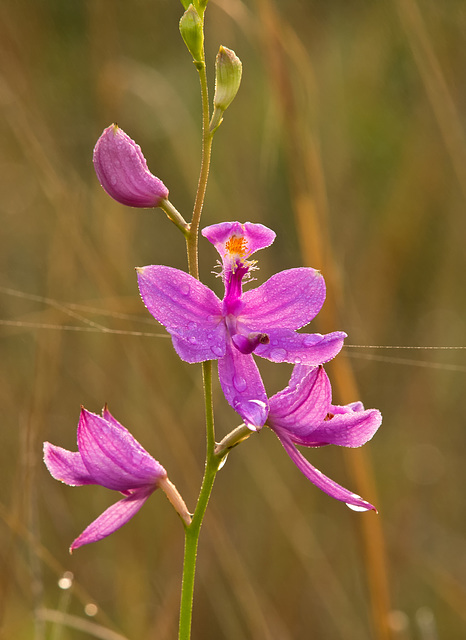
225, 235, 248, 257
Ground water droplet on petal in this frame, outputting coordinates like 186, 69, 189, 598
211, 345, 224, 357
188, 321, 196, 329
189, 336, 197, 344
110, 176, 117, 185
233, 375, 247, 392
303, 335, 319, 346
270, 348, 287, 362
346, 494, 370, 512
263, 296, 268, 303
294, 357, 302, 364
180, 284, 190, 295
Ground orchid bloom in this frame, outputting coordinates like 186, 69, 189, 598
93, 125, 169, 208
267, 365, 382, 511
43, 407, 190, 551
137, 221, 346, 429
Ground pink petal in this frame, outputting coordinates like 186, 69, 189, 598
254, 329, 346, 365
202, 221, 276, 258
78, 409, 166, 491
137, 265, 225, 363
240, 268, 326, 331
217, 340, 268, 429
277, 435, 376, 511
43, 442, 94, 486
70, 487, 154, 551
268, 366, 331, 438
293, 408, 382, 448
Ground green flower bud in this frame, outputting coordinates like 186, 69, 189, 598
213, 46, 242, 112
179, 5, 204, 63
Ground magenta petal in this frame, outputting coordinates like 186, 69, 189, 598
202, 221, 276, 258
78, 409, 166, 491
137, 265, 225, 363
277, 435, 376, 511
241, 268, 326, 330
254, 329, 346, 365
268, 366, 331, 438
217, 340, 268, 429
93, 125, 169, 208
43, 443, 94, 486
294, 408, 383, 448
70, 487, 154, 551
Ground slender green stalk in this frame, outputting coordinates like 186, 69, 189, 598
178, 361, 219, 640
159, 199, 190, 236
186, 59, 213, 280
178, 19, 218, 640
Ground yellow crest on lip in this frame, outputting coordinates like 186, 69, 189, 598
225, 234, 248, 257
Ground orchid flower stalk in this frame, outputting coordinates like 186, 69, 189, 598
42, 3, 383, 640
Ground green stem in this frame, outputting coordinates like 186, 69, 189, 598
178, 361, 218, 640
186, 60, 213, 280
159, 199, 190, 236
178, 29, 217, 640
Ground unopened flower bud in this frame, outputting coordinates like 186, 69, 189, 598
93, 124, 169, 208
179, 5, 204, 63
213, 46, 242, 112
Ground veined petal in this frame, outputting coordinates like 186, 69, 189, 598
293, 408, 382, 448
137, 265, 225, 363
277, 435, 376, 511
268, 366, 331, 437
254, 329, 346, 365
93, 125, 169, 208
202, 221, 275, 259
240, 268, 326, 330
43, 443, 94, 486
70, 487, 154, 551
78, 409, 166, 491
217, 340, 268, 429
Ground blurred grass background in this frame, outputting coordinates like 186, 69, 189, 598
1, 0, 466, 638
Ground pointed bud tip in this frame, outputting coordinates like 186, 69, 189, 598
179, 5, 204, 63
213, 45, 242, 113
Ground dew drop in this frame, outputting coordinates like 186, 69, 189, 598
180, 284, 190, 295
303, 335, 319, 346
211, 345, 224, 356
294, 357, 302, 364
233, 375, 247, 392
187, 321, 196, 329
110, 176, 118, 185
346, 495, 370, 512
270, 348, 287, 362
189, 336, 197, 344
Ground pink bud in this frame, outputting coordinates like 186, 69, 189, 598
93, 124, 169, 208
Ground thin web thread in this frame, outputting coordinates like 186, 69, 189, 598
1, 286, 465, 370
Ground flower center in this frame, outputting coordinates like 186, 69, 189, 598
225, 234, 248, 260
